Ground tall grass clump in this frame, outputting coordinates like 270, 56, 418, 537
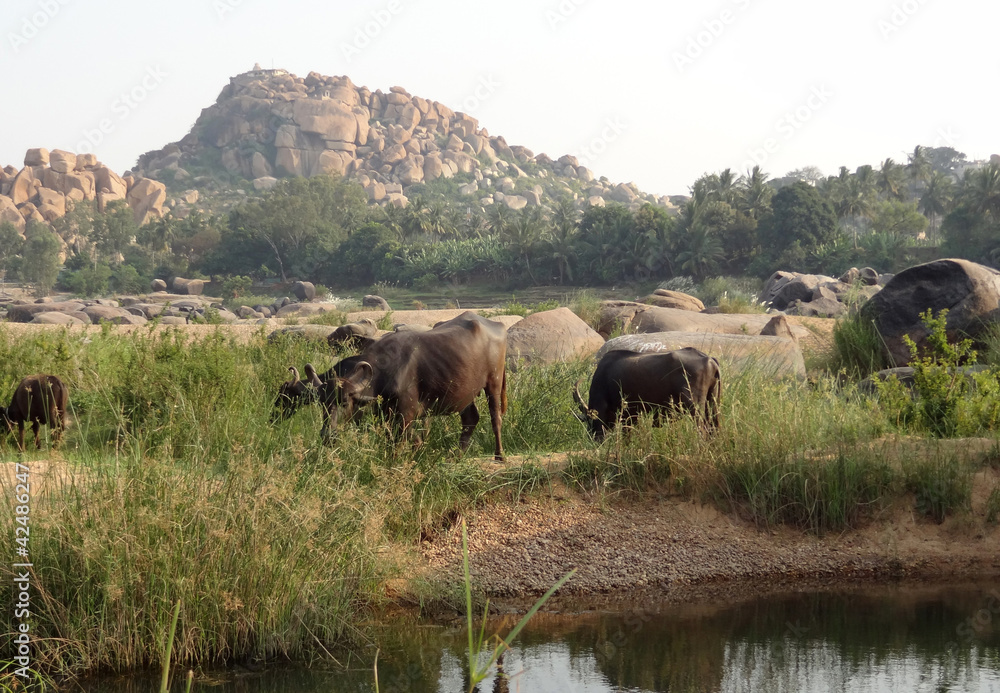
694, 276, 763, 308
904, 454, 974, 523
0, 325, 394, 679
830, 312, 892, 377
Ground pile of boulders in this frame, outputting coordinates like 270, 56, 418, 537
760, 267, 889, 317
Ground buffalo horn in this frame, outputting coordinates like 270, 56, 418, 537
304, 363, 323, 388
572, 379, 599, 420
288, 366, 300, 385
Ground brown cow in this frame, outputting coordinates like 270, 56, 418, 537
574, 347, 721, 441
317, 311, 508, 460
2, 374, 69, 450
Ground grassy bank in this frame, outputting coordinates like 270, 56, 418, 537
0, 321, 998, 682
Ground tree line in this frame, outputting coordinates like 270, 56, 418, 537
3, 144, 998, 296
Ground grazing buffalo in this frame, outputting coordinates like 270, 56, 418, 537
271, 366, 316, 421
2, 374, 69, 450
317, 311, 508, 460
573, 347, 721, 441
271, 361, 365, 421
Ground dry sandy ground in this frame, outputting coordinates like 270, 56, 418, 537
416, 444, 1000, 600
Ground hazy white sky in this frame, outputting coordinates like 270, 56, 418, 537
3, 0, 996, 195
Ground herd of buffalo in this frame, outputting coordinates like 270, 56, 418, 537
271, 311, 722, 461
0, 311, 723, 456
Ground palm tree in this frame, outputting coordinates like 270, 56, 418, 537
738, 165, 774, 219
835, 176, 877, 246
676, 225, 724, 281
918, 172, 954, 240
961, 161, 1000, 219
906, 145, 932, 188
716, 168, 739, 206
876, 158, 907, 201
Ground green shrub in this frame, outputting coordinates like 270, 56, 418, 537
220, 274, 253, 298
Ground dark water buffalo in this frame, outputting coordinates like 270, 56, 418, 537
2, 374, 69, 450
573, 347, 721, 441
271, 366, 315, 421
317, 311, 508, 460
271, 361, 365, 421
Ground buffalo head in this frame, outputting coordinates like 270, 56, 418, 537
317, 360, 375, 443
271, 366, 316, 421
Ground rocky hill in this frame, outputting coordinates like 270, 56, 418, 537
135, 65, 679, 216
0, 148, 169, 249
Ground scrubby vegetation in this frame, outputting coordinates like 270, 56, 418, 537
6, 145, 999, 302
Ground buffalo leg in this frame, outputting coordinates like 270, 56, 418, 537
458, 402, 480, 453
33, 421, 42, 450
485, 389, 505, 462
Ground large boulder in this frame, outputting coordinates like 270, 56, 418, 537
641, 289, 705, 312
291, 281, 316, 301
597, 332, 806, 380
6, 302, 86, 322
171, 277, 205, 295
31, 312, 87, 326
596, 301, 811, 341
761, 272, 837, 311
82, 305, 134, 324
861, 258, 1000, 366
275, 303, 338, 318
760, 315, 797, 342
786, 296, 847, 318
150, 278, 168, 292
504, 307, 605, 366
0, 195, 25, 233
363, 294, 391, 310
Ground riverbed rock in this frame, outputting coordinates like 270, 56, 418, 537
291, 280, 316, 301
30, 312, 87, 326
642, 289, 705, 312
363, 294, 391, 310
760, 315, 797, 342
505, 307, 605, 366
596, 301, 811, 341
171, 277, 205, 295
597, 332, 806, 379
6, 302, 86, 322
860, 258, 1000, 366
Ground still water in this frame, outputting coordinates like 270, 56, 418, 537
84, 581, 1000, 693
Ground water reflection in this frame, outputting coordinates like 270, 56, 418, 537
80, 582, 1000, 693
